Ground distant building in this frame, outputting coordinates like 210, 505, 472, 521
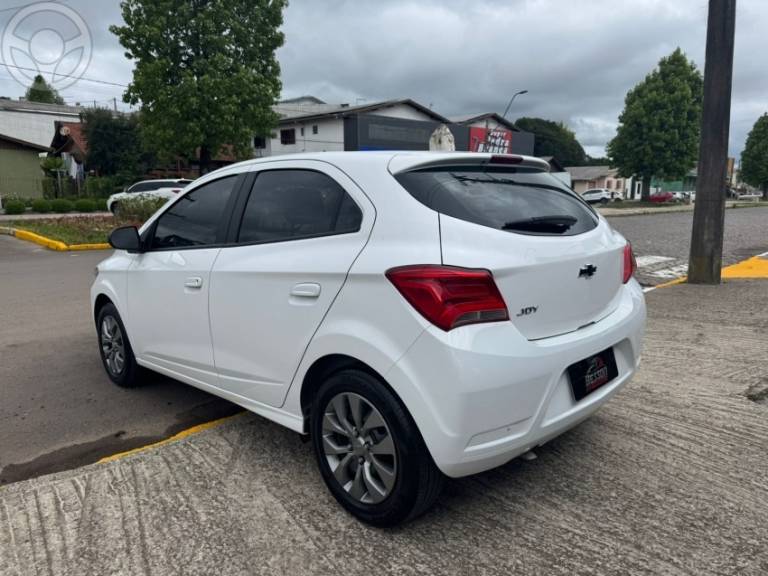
0, 98, 83, 149
0, 132, 48, 199
451, 112, 534, 155
565, 165, 631, 197
257, 97, 535, 157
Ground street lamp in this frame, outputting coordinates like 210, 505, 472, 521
502, 90, 528, 120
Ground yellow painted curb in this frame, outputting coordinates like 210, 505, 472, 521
68, 242, 111, 251
653, 253, 768, 289
8, 227, 110, 251
654, 276, 687, 289
722, 254, 768, 279
98, 412, 244, 464
14, 228, 68, 250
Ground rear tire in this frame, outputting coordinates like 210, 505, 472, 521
110, 202, 120, 216
96, 303, 143, 388
310, 369, 443, 526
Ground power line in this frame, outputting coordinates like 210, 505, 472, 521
0, 62, 129, 88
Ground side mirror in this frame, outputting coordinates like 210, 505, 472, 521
108, 226, 143, 252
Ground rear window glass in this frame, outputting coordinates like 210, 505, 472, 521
395, 167, 597, 236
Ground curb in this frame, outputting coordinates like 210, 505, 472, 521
648, 252, 768, 291
600, 202, 766, 218
97, 412, 244, 463
1, 226, 110, 251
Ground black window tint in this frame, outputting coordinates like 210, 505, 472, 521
238, 170, 361, 244
150, 176, 236, 249
396, 167, 597, 236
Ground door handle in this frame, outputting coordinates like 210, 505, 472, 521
290, 282, 321, 298
184, 276, 203, 289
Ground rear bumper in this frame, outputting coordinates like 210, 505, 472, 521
385, 280, 646, 478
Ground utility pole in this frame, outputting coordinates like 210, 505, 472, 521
688, 0, 737, 284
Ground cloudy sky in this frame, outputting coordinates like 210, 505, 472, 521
0, 0, 765, 158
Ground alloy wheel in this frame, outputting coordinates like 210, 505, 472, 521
101, 315, 125, 376
322, 392, 397, 504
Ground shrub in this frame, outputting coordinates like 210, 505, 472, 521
50, 198, 74, 213
25, 198, 35, 207
84, 176, 120, 198
31, 198, 52, 213
92, 198, 108, 212
115, 195, 168, 223
74, 198, 96, 213
3, 199, 26, 215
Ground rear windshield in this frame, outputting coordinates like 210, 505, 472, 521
395, 166, 598, 236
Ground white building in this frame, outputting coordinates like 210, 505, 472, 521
0, 98, 83, 149
255, 96, 453, 157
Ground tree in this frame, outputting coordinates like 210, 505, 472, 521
111, 0, 286, 175
514, 117, 587, 166
80, 108, 153, 182
25, 74, 64, 105
740, 113, 768, 199
608, 48, 703, 201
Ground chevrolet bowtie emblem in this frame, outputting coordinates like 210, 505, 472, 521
579, 264, 597, 279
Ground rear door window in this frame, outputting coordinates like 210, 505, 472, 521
396, 167, 597, 236
236, 169, 362, 244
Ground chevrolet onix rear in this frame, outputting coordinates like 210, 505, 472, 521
91, 151, 644, 527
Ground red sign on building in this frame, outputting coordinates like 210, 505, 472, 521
469, 127, 512, 153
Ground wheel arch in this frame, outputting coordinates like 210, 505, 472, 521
299, 354, 388, 420
93, 293, 114, 324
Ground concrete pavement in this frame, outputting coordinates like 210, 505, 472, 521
1, 280, 767, 576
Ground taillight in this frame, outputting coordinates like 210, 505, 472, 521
622, 243, 637, 283
385, 265, 509, 331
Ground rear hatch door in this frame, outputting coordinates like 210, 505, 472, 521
394, 162, 625, 340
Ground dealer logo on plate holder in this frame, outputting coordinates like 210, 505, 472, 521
584, 356, 609, 392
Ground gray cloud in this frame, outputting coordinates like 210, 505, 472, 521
0, 0, 765, 158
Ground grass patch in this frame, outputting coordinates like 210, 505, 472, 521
9, 216, 119, 245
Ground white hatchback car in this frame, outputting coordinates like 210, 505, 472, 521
106, 178, 193, 214
582, 188, 618, 204
92, 152, 645, 525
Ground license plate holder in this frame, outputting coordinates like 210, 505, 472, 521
567, 347, 619, 401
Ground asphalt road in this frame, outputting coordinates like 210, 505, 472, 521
1, 206, 766, 484
0, 236, 239, 485
607, 205, 768, 285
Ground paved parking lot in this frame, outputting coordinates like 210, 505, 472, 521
0, 236, 238, 484
1, 280, 767, 575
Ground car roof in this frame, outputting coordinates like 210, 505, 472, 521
196, 151, 550, 180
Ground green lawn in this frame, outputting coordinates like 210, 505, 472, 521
10, 216, 117, 245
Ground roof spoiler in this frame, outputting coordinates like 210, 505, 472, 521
388, 152, 551, 175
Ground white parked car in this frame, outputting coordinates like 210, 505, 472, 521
582, 188, 619, 204
106, 178, 193, 214
92, 152, 645, 525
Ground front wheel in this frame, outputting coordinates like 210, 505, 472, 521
310, 369, 443, 526
97, 303, 143, 387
